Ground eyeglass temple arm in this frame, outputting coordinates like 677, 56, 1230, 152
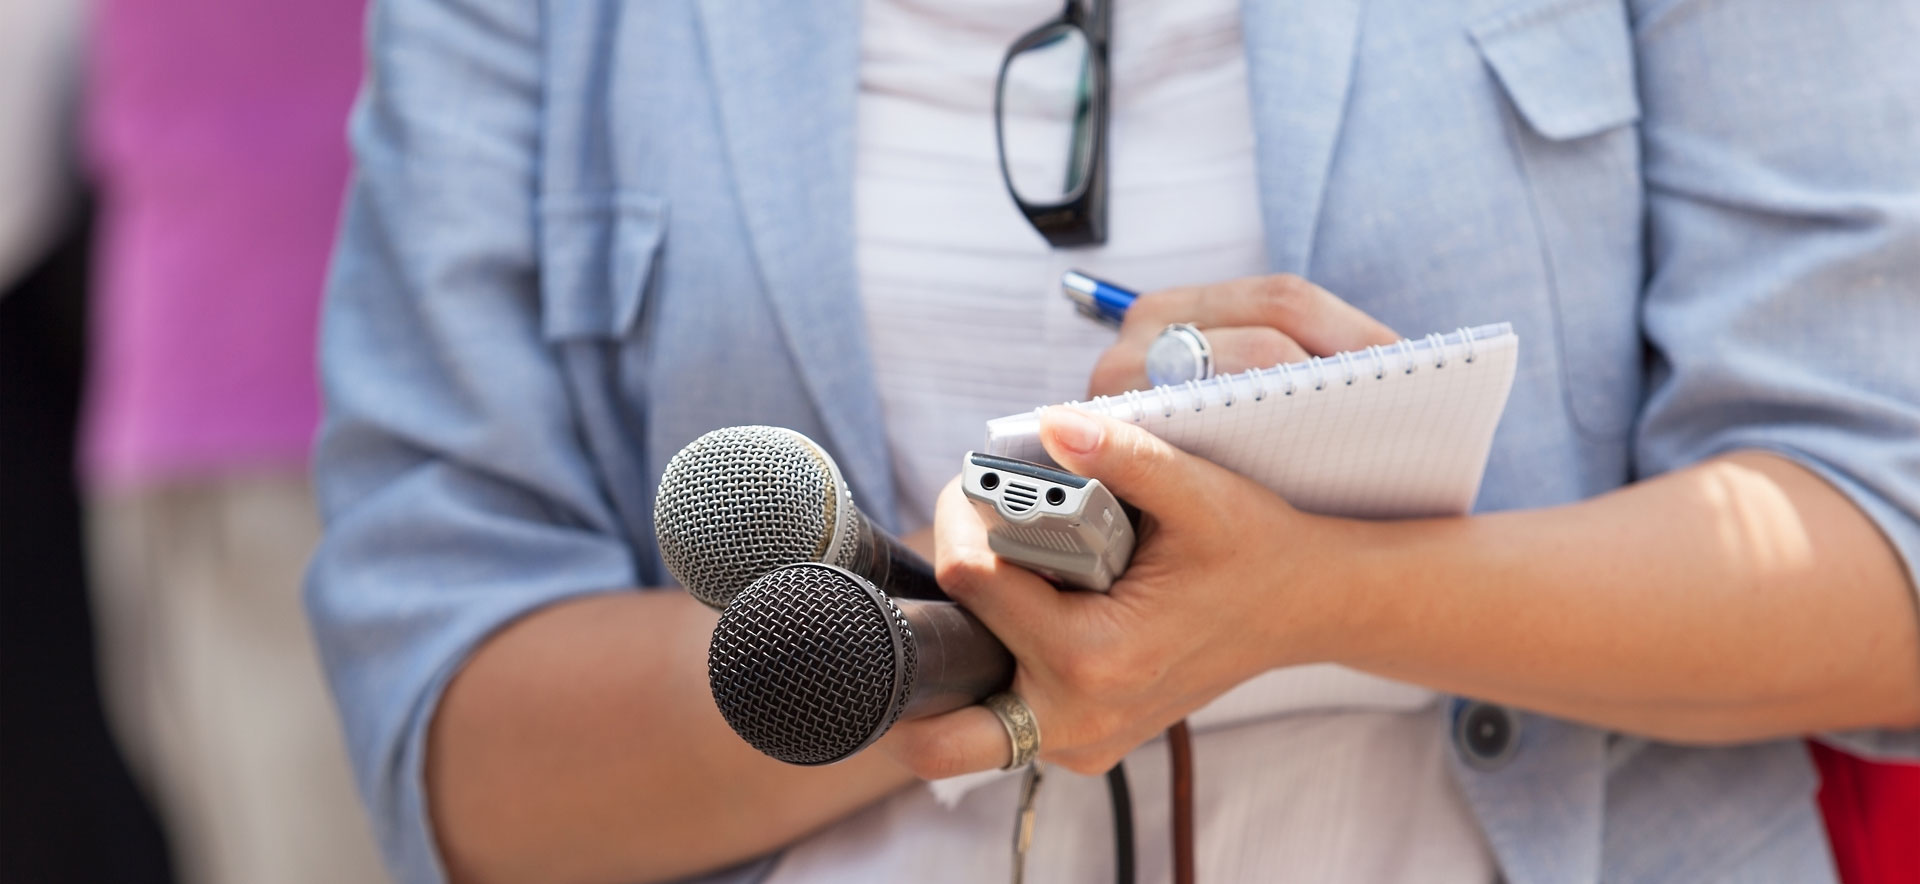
1065, 0, 1111, 49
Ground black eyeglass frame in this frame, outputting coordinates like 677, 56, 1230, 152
994, 0, 1112, 248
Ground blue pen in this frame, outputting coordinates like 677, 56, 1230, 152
1060, 269, 1137, 327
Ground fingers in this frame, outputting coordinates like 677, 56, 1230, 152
931, 477, 1070, 661
881, 703, 1018, 780
1205, 326, 1312, 376
884, 681, 1196, 780
1036, 407, 1231, 520
1088, 325, 1312, 397
1089, 274, 1398, 398
1120, 273, 1400, 355
882, 686, 1149, 779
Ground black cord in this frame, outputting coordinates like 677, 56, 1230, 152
1106, 761, 1136, 884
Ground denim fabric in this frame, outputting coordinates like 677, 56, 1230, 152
309, 0, 1920, 881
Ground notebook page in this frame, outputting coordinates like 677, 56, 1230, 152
984, 325, 1518, 519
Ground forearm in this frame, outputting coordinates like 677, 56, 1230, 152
428, 590, 914, 884
1336, 451, 1920, 743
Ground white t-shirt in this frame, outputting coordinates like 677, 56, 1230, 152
767, 2, 1499, 881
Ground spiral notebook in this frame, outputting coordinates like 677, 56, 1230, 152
915, 324, 1522, 807
984, 323, 1519, 519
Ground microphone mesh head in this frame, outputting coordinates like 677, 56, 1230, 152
708, 563, 917, 765
654, 426, 857, 608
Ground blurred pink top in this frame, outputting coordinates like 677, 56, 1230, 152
82, 0, 364, 488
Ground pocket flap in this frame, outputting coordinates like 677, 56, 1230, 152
538, 191, 667, 340
1470, 0, 1640, 140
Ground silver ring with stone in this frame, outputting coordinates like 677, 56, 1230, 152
985, 692, 1041, 769
1146, 322, 1214, 387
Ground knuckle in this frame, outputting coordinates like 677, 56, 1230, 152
1255, 274, 1313, 323
1104, 450, 1152, 491
1121, 290, 1178, 332
1248, 328, 1297, 365
1054, 652, 1100, 692
934, 549, 995, 599
1120, 428, 1177, 481
1263, 272, 1310, 298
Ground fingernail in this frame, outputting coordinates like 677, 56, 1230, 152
1044, 408, 1103, 456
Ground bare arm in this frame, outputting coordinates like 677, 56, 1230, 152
896, 412, 1920, 778
428, 589, 914, 884
1343, 450, 1920, 742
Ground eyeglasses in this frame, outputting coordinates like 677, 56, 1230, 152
995, 0, 1111, 248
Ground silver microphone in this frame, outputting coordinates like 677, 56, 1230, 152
653, 425, 944, 609
708, 563, 1013, 765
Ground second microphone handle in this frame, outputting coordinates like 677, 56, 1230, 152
848, 509, 949, 602
897, 598, 1015, 720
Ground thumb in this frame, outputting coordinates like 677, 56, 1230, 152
1037, 407, 1213, 517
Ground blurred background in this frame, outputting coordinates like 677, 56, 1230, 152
1, 1, 386, 881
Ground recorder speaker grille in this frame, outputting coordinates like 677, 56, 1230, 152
1003, 482, 1040, 514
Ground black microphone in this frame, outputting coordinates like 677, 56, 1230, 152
653, 425, 945, 609
708, 562, 1014, 765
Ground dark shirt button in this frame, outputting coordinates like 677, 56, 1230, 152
1455, 701, 1519, 770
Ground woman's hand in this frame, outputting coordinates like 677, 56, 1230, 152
881, 408, 1373, 778
1088, 273, 1400, 397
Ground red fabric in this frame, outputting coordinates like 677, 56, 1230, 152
1812, 740, 1920, 883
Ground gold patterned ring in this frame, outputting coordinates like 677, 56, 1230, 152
985, 692, 1042, 770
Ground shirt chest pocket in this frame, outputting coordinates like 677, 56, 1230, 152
1473, 0, 1646, 439
538, 190, 667, 343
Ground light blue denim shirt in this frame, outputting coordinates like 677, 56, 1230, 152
310, 1, 1920, 881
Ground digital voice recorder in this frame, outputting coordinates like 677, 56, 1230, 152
960, 452, 1137, 592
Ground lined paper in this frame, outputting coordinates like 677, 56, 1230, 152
985, 324, 1518, 519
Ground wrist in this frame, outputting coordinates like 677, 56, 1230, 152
1324, 514, 1479, 675
1327, 518, 1406, 670
1256, 514, 1399, 671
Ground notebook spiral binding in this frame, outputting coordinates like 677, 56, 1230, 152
1071, 324, 1509, 424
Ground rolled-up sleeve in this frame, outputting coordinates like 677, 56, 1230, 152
1630, 1, 1920, 756
306, 1, 637, 880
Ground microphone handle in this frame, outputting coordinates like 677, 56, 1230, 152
897, 599, 1016, 719
847, 509, 950, 602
